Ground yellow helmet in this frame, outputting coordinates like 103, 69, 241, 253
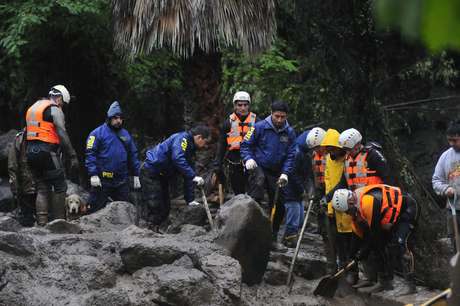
320, 129, 342, 148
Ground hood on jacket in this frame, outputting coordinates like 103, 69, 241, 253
107, 101, 123, 118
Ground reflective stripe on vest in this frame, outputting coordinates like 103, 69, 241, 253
226, 112, 256, 151
352, 184, 403, 237
312, 151, 326, 186
344, 150, 383, 190
26, 100, 60, 144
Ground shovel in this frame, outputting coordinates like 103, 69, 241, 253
313, 260, 356, 298
200, 187, 216, 231
448, 192, 460, 254
287, 198, 313, 292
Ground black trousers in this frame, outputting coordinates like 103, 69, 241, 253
247, 167, 285, 234
140, 166, 170, 226
228, 162, 247, 195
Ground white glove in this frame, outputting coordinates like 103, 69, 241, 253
90, 175, 102, 187
278, 173, 288, 187
133, 176, 141, 189
245, 159, 258, 170
188, 201, 201, 206
193, 176, 205, 187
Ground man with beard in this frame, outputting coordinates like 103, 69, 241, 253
433, 119, 460, 252
240, 100, 296, 251
85, 101, 141, 213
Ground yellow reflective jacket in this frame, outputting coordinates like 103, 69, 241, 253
322, 129, 352, 233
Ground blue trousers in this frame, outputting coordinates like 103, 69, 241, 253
284, 201, 304, 236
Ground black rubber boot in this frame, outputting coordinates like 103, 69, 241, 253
358, 279, 393, 294
271, 233, 287, 252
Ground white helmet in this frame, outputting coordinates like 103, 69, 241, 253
339, 128, 362, 149
306, 127, 326, 148
49, 85, 71, 104
332, 189, 352, 212
233, 91, 251, 104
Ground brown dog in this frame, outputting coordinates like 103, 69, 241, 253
65, 194, 88, 220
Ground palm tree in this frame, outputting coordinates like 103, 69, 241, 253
111, 0, 276, 133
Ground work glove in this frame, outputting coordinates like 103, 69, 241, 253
245, 159, 258, 170
90, 175, 102, 188
193, 176, 205, 187
133, 176, 141, 189
277, 174, 288, 187
445, 187, 456, 198
188, 201, 201, 206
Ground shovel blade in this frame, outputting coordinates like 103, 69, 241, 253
313, 275, 339, 298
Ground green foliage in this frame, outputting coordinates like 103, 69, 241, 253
375, 0, 460, 51
0, 0, 107, 60
221, 40, 303, 124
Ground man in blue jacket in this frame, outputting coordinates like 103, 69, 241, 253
141, 125, 211, 231
282, 130, 314, 247
240, 100, 297, 250
85, 101, 141, 212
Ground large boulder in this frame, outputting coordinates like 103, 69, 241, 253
78, 201, 136, 232
215, 194, 272, 285
168, 205, 208, 233
134, 265, 224, 306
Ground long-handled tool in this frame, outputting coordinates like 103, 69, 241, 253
200, 187, 216, 231
313, 260, 356, 298
287, 198, 313, 292
218, 183, 224, 206
270, 185, 280, 224
448, 192, 460, 254
132, 189, 142, 226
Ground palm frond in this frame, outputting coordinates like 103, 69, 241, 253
112, 0, 276, 58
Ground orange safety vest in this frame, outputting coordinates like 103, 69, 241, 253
352, 184, 403, 238
344, 150, 383, 190
226, 112, 256, 151
26, 100, 60, 144
312, 151, 326, 186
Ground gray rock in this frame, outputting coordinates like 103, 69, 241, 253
168, 205, 208, 233
45, 219, 82, 234
264, 261, 289, 286
216, 194, 272, 285
0, 232, 35, 256
179, 223, 208, 237
134, 265, 223, 306
172, 255, 195, 269
0, 216, 22, 232
0, 180, 15, 212
78, 201, 136, 232
82, 288, 132, 306
120, 236, 194, 273
200, 253, 242, 299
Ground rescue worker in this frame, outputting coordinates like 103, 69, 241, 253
141, 125, 211, 231
332, 184, 418, 295
85, 101, 141, 213
321, 129, 353, 274
433, 119, 460, 252
25, 85, 79, 226
339, 128, 390, 190
8, 128, 36, 226
338, 128, 391, 286
281, 129, 314, 248
306, 127, 327, 234
241, 100, 296, 251
213, 91, 258, 194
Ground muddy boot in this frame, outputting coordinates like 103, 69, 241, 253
271, 233, 287, 252
35, 191, 49, 226
358, 279, 393, 294
51, 192, 66, 221
282, 234, 298, 248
